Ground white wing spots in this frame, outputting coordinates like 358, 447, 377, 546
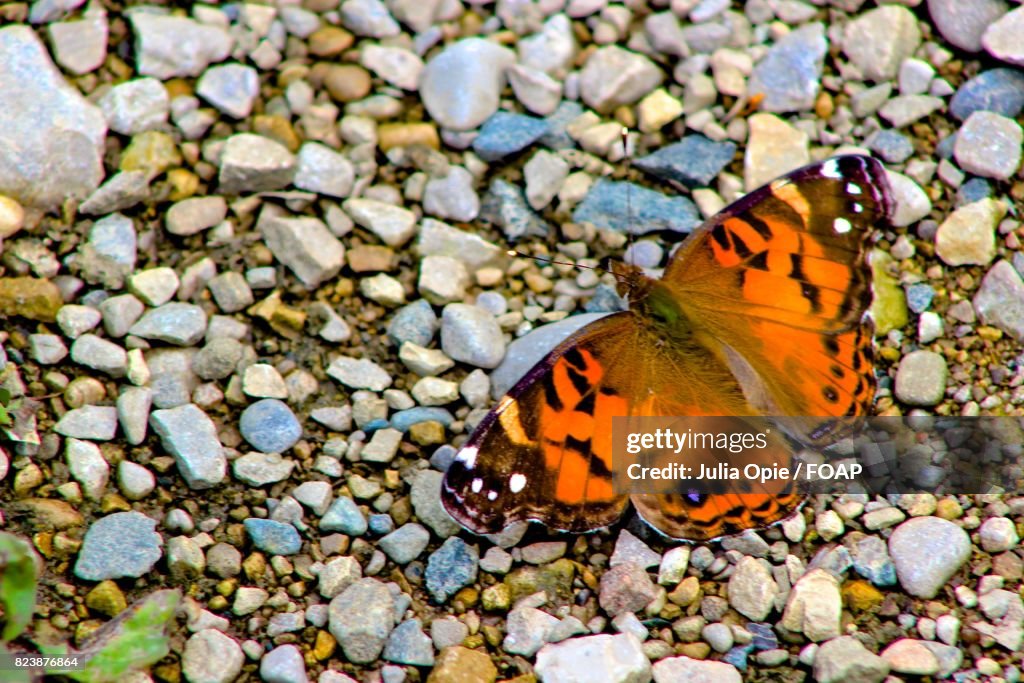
509, 473, 527, 493
846, 182, 862, 195
821, 158, 843, 179
456, 446, 478, 468
852, 202, 864, 213
833, 217, 853, 234
471, 478, 483, 493
487, 490, 498, 501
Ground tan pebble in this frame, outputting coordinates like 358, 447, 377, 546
308, 26, 354, 57
324, 64, 372, 103
378, 122, 440, 151
253, 114, 302, 153
0, 277, 63, 322
64, 376, 107, 408
166, 168, 200, 201
85, 580, 127, 617
475, 267, 503, 287
0, 195, 25, 239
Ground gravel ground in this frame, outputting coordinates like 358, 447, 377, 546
2, 0, 1024, 682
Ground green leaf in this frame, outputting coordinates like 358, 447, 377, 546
0, 387, 11, 406
0, 644, 35, 683
65, 589, 179, 683
0, 532, 39, 642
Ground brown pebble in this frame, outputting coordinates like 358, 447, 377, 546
323, 64, 372, 103
346, 245, 396, 272
64, 376, 107, 408
308, 26, 354, 57
253, 115, 302, 153
678, 642, 711, 659
0, 277, 63, 322
378, 123, 440, 151
85, 580, 127, 617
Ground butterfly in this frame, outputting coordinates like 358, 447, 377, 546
441, 155, 893, 541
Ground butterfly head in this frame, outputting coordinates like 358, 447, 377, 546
611, 261, 654, 303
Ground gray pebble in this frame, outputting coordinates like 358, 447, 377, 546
166, 196, 228, 236
748, 22, 827, 113
259, 644, 307, 683
29, 334, 67, 365
239, 399, 302, 453
425, 537, 478, 603
295, 142, 355, 199
129, 302, 207, 346
65, 437, 109, 500
888, 516, 971, 598
634, 135, 736, 188
573, 178, 701, 235
74, 511, 163, 580
340, 0, 400, 37
950, 68, 1024, 121
130, 13, 232, 79
420, 38, 515, 131
244, 518, 302, 556
422, 166, 480, 222
812, 636, 888, 683
150, 403, 227, 488
379, 523, 431, 564
99, 294, 145, 338
579, 45, 662, 112
536, 634, 651, 683
981, 5, 1024, 65
116, 460, 154, 501
480, 178, 551, 240
98, 77, 169, 135
411, 469, 463, 538
257, 207, 345, 288
440, 303, 506, 369
218, 133, 296, 194
232, 452, 296, 486
328, 356, 393, 391
78, 171, 150, 216
974, 259, 1024, 342
321, 496, 368, 535
954, 111, 1023, 179
182, 629, 244, 683
56, 404, 118, 441
57, 304, 101, 339
70, 334, 127, 377
329, 578, 397, 664
196, 63, 259, 119
842, 5, 921, 82
894, 350, 948, 406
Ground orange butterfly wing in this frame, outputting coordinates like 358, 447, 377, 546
441, 155, 892, 541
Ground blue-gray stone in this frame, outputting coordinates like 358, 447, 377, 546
390, 407, 454, 431
935, 134, 957, 159
809, 544, 853, 577
387, 300, 439, 348
480, 178, 551, 241
573, 179, 701, 235
430, 444, 457, 472
383, 618, 435, 666
956, 177, 991, 206
634, 135, 736, 188
472, 111, 549, 162
74, 511, 163, 581
747, 22, 827, 113
378, 523, 431, 564
867, 129, 915, 164
723, 645, 752, 672
239, 399, 301, 453
368, 513, 395, 535
747, 622, 779, 651
905, 283, 935, 313
584, 284, 628, 314
850, 534, 897, 586
244, 518, 302, 555
320, 496, 368, 535
950, 68, 1024, 121
540, 101, 584, 150
425, 537, 479, 603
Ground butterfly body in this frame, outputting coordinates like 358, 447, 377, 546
442, 155, 893, 541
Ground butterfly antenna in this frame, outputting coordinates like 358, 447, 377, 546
505, 249, 611, 277
621, 126, 636, 266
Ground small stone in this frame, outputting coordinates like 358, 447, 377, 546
867, 130, 914, 164
47, 6, 108, 75
384, 619, 434, 666
417, 218, 506, 272
429, 646, 496, 683
410, 469, 462, 538
166, 196, 228, 236
318, 556, 362, 599
974, 260, 1024, 342
197, 63, 260, 119
208, 272, 254, 314
116, 385, 151, 445
979, 516, 1019, 552
361, 44, 423, 91
128, 267, 179, 307
56, 405, 118, 441
340, 0, 400, 37
182, 629, 244, 683
580, 45, 663, 112
98, 77, 169, 135
244, 518, 302, 556
879, 94, 944, 128
329, 578, 396, 664
420, 38, 515, 131
65, 438, 109, 500
239, 399, 302, 454
599, 562, 660, 617
935, 198, 1004, 266
344, 197, 417, 248
536, 634, 651, 683
57, 304, 102, 339
29, 334, 67, 365
260, 644, 307, 683
950, 68, 1024, 121
573, 178, 701, 234
638, 88, 683, 133
294, 142, 354, 199
117, 460, 155, 501
982, 5, 1024, 65
888, 516, 971, 598
881, 638, 939, 676
218, 133, 296, 194
729, 557, 779, 621
954, 111, 1023, 179
129, 303, 207, 346
74, 511, 162, 580
472, 111, 549, 162
131, 13, 232, 79
894, 351, 948, 406
150, 404, 227, 489
812, 636, 889, 683
748, 22, 827, 112
258, 207, 345, 289
744, 113, 809, 191
885, 170, 932, 228
361, 428, 403, 463
241, 364, 288, 400
379, 523, 430, 565
634, 135, 736, 188
780, 569, 842, 642
328, 356, 393, 392
609, 530, 660, 569
842, 5, 921, 82
425, 537, 479, 603
441, 303, 506, 369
